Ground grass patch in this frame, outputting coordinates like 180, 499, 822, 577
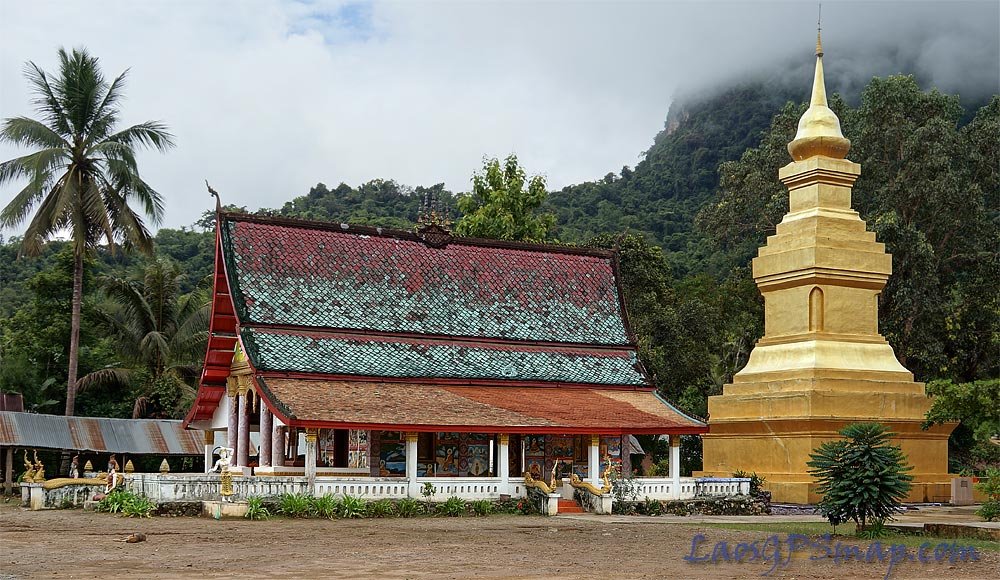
702, 522, 1000, 552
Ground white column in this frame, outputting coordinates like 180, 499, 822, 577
259, 406, 272, 468
498, 434, 510, 495
589, 435, 601, 487
203, 431, 214, 473
226, 394, 238, 456
670, 435, 682, 499
272, 424, 284, 468
405, 432, 419, 499
305, 428, 317, 494
236, 392, 250, 468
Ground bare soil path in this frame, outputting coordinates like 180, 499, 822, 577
1, 502, 995, 579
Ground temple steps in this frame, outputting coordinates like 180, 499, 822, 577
557, 499, 585, 514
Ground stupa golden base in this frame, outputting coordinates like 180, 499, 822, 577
698, 346, 955, 503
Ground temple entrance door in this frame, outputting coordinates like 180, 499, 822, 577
334, 429, 349, 467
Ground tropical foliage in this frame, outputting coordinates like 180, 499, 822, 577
455, 154, 554, 242
77, 257, 209, 418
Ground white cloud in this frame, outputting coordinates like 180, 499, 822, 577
1, 0, 996, 231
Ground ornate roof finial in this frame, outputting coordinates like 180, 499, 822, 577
786, 8, 851, 161
816, 4, 823, 57
415, 188, 453, 248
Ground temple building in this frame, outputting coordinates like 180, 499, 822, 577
699, 31, 955, 503
184, 210, 706, 499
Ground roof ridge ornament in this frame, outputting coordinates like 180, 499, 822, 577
786, 6, 851, 161
415, 188, 453, 248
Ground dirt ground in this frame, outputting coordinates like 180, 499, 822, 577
1, 502, 996, 580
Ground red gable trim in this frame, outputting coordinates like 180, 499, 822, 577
183, 223, 239, 427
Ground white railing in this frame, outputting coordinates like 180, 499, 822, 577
314, 477, 408, 499
695, 477, 751, 496
127, 473, 528, 502
417, 477, 525, 500
127, 473, 308, 502
630, 477, 750, 500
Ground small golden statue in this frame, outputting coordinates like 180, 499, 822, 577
22, 450, 36, 482
549, 459, 559, 490
214, 447, 235, 502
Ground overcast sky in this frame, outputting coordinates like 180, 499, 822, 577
1, 1, 997, 231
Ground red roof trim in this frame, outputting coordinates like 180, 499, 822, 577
183, 221, 241, 427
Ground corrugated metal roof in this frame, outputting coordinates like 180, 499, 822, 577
0, 411, 202, 454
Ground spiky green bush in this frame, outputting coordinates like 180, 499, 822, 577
807, 422, 913, 532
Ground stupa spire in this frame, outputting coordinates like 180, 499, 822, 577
787, 13, 850, 161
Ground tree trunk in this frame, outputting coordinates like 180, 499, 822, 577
65, 249, 84, 417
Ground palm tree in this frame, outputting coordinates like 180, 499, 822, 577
0, 47, 174, 416
80, 258, 209, 418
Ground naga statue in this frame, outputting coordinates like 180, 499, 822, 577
22, 450, 35, 482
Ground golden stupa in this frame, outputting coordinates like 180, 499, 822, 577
699, 29, 956, 503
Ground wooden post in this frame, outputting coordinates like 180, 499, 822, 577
3, 447, 12, 496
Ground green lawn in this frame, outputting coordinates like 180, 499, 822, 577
702, 522, 1000, 552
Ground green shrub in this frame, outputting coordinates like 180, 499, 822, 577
807, 422, 913, 532
311, 494, 341, 518
339, 494, 367, 518
470, 499, 494, 516
421, 482, 436, 506
436, 496, 467, 517
96, 489, 155, 518
733, 470, 767, 497
368, 499, 396, 518
245, 496, 270, 520
640, 497, 664, 516
396, 497, 423, 518
975, 468, 1000, 522
278, 492, 313, 518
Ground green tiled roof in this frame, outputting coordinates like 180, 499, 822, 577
242, 328, 647, 386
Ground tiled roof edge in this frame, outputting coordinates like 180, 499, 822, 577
653, 390, 708, 427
